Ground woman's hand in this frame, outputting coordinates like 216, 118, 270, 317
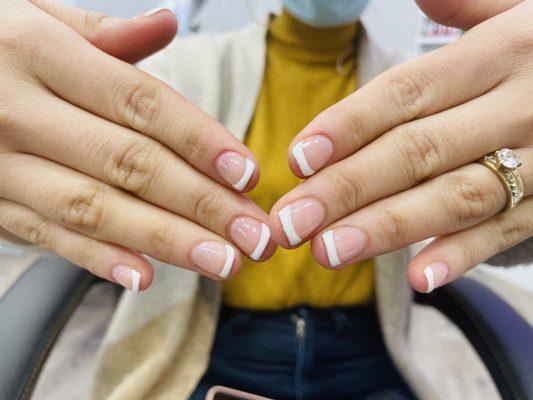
269, 0, 533, 292
0, 0, 275, 291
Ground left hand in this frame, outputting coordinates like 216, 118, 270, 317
269, 0, 533, 293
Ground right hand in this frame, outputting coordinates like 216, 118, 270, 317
0, 0, 276, 291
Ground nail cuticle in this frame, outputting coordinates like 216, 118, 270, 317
322, 226, 366, 268
278, 198, 326, 246
292, 135, 334, 177
216, 152, 255, 191
191, 241, 236, 278
230, 217, 271, 261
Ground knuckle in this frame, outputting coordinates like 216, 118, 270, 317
447, 172, 500, 222
378, 205, 407, 249
456, 240, 478, 268
1, 208, 53, 250
76, 243, 100, 275
0, 21, 44, 63
333, 103, 367, 148
0, 100, 18, 131
59, 183, 105, 233
26, 217, 53, 249
0, 25, 19, 50
182, 123, 216, 165
494, 213, 530, 248
394, 126, 443, 184
0, 17, 35, 48
106, 140, 161, 195
149, 223, 177, 261
329, 169, 362, 211
116, 81, 160, 131
507, 22, 533, 57
82, 11, 110, 33
193, 186, 225, 226
386, 68, 432, 119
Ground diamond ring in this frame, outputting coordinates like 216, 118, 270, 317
479, 148, 524, 211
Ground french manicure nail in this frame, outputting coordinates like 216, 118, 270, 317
424, 262, 450, 293
278, 199, 325, 246
292, 135, 334, 177
231, 217, 271, 261
134, 7, 168, 19
216, 152, 255, 191
192, 241, 236, 278
322, 227, 366, 268
112, 265, 141, 292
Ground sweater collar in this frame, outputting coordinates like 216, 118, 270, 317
269, 9, 359, 63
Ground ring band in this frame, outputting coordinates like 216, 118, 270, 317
478, 148, 524, 210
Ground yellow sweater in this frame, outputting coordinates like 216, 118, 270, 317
223, 10, 375, 310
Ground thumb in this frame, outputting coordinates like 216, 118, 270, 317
29, 0, 178, 64
415, 0, 523, 30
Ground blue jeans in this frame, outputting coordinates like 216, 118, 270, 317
189, 306, 416, 400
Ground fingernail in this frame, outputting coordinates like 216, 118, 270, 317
322, 227, 366, 268
292, 135, 334, 177
192, 242, 236, 278
216, 152, 255, 191
230, 217, 271, 261
424, 262, 450, 293
112, 265, 141, 292
278, 199, 325, 246
134, 7, 168, 19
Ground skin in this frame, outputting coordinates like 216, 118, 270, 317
270, 0, 533, 292
0, 0, 277, 290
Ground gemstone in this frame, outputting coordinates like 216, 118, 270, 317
485, 155, 496, 164
497, 149, 521, 169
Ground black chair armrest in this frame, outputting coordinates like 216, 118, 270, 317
0, 256, 97, 400
415, 277, 533, 400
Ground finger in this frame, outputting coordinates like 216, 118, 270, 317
415, 0, 522, 30
25, 6, 259, 192
5, 93, 275, 261
272, 84, 530, 248
407, 196, 533, 293
0, 199, 153, 291
309, 148, 533, 269
286, 5, 524, 179
0, 154, 243, 280
29, 0, 177, 63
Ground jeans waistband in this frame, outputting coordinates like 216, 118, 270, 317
219, 304, 379, 332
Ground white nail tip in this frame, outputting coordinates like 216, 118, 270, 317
232, 159, 254, 191
250, 223, 270, 261
323, 230, 341, 268
292, 142, 315, 177
279, 205, 301, 246
424, 266, 435, 293
219, 245, 235, 278
130, 270, 141, 292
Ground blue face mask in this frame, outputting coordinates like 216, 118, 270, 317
283, 0, 370, 28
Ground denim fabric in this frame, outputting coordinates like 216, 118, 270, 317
189, 306, 416, 400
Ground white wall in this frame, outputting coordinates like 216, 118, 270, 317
75, 0, 159, 18
65, 0, 421, 54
